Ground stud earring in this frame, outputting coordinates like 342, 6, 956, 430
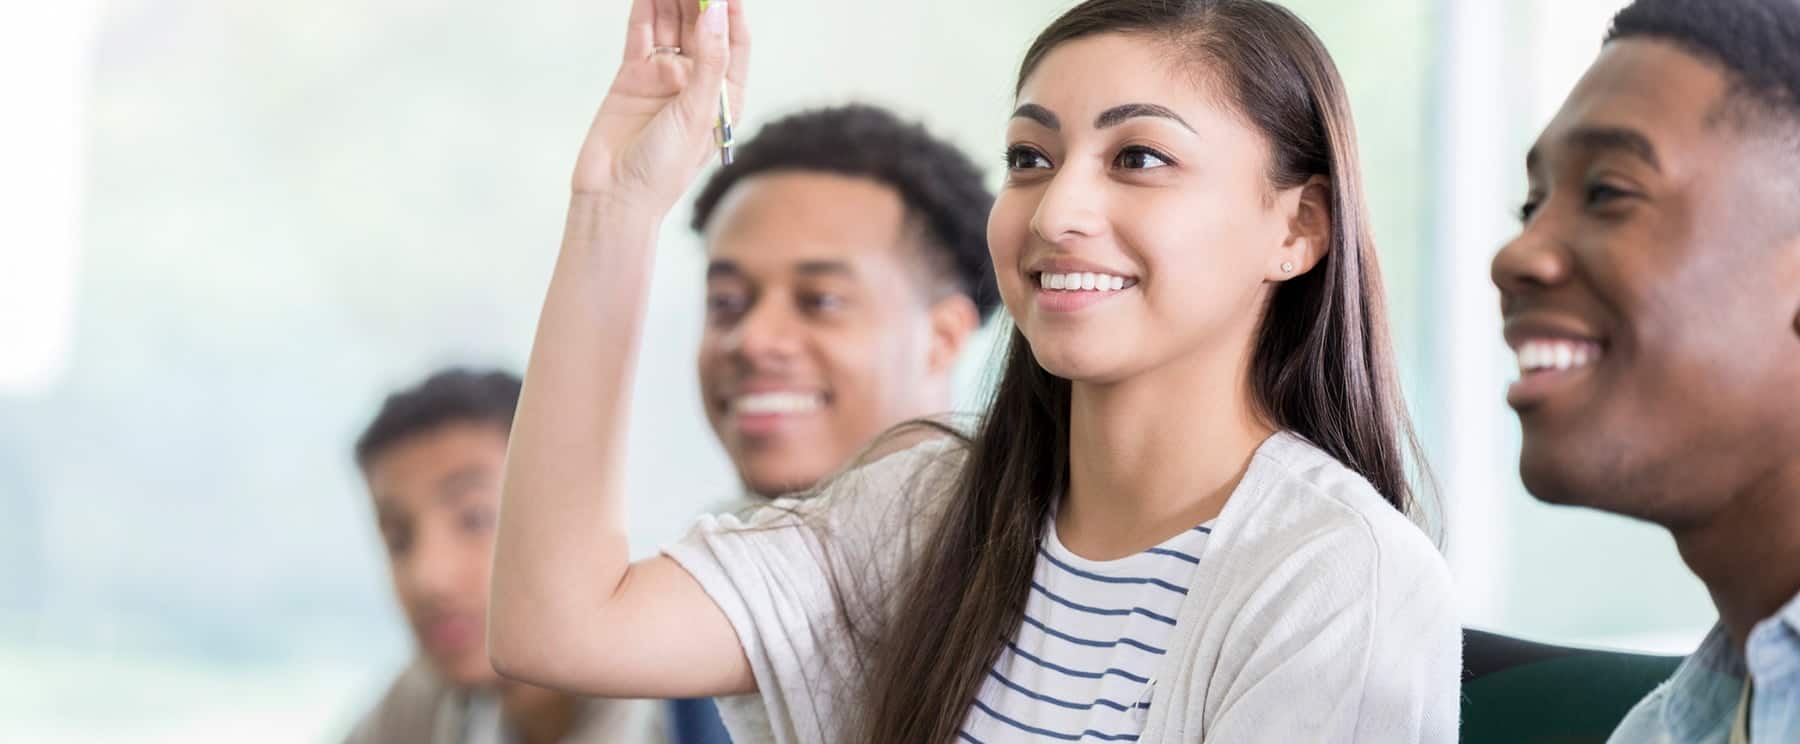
1280, 261, 1294, 273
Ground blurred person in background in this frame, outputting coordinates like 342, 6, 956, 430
688, 103, 998, 504
346, 368, 663, 743
671, 103, 999, 742
1494, 0, 1800, 740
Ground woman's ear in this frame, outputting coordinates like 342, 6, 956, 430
1269, 175, 1332, 281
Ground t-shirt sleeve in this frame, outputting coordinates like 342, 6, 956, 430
661, 438, 963, 744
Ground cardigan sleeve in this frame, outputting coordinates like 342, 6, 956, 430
1201, 512, 1461, 744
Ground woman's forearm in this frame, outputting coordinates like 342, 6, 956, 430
488, 193, 662, 676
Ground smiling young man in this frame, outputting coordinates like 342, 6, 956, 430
690, 104, 997, 499
666, 104, 998, 743
1492, 0, 1800, 740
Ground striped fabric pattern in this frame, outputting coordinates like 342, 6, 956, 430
957, 522, 1212, 743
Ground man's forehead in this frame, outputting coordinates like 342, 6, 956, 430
705, 216, 923, 279
370, 458, 500, 513
707, 253, 871, 282
709, 170, 911, 240
1534, 39, 1729, 168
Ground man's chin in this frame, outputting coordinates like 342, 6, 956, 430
739, 461, 834, 498
1518, 441, 1626, 512
1517, 431, 1582, 496
744, 476, 827, 498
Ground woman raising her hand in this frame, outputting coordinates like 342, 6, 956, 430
490, 1, 1460, 742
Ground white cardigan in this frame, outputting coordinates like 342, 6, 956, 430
664, 432, 1461, 743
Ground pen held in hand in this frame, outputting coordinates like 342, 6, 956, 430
716, 86, 734, 166
701, 0, 733, 166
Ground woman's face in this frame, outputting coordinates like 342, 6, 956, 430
989, 33, 1312, 386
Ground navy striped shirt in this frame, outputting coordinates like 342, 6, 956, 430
957, 520, 1213, 743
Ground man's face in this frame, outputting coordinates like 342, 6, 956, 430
366, 422, 507, 685
1493, 39, 1800, 525
697, 171, 969, 496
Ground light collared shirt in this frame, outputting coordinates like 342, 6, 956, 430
1611, 592, 1800, 743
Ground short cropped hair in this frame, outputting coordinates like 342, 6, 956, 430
691, 104, 1000, 317
1608, 0, 1800, 127
354, 368, 521, 471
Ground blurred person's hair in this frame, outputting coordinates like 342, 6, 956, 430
355, 368, 522, 470
1609, 0, 1800, 130
690, 104, 1001, 318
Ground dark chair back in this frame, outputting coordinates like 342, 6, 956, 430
1461, 628, 1683, 744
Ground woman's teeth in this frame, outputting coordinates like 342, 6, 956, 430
1037, 272, 1129, 292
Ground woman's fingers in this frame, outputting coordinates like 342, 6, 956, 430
623, 0, 658, 62
668, 0, 731, 135
651, 0, 684, 51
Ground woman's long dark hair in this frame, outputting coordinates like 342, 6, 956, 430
850, 2, 1430, 741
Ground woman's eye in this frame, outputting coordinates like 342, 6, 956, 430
1005, 146, 1052, 171
1114, 146, 1173, 170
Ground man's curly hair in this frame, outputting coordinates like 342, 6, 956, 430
355, 368, 520, 471
691, 104, 1000, 317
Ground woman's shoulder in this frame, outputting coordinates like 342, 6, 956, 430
692, 428, 968, 564
752, 428, 967, 520
1235, 432, 1447, 586
837, 429, 968, 491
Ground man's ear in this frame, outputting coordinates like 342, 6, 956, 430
928, 295, 980, 375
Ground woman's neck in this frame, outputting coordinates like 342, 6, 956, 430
1058, 346, 1272, 561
